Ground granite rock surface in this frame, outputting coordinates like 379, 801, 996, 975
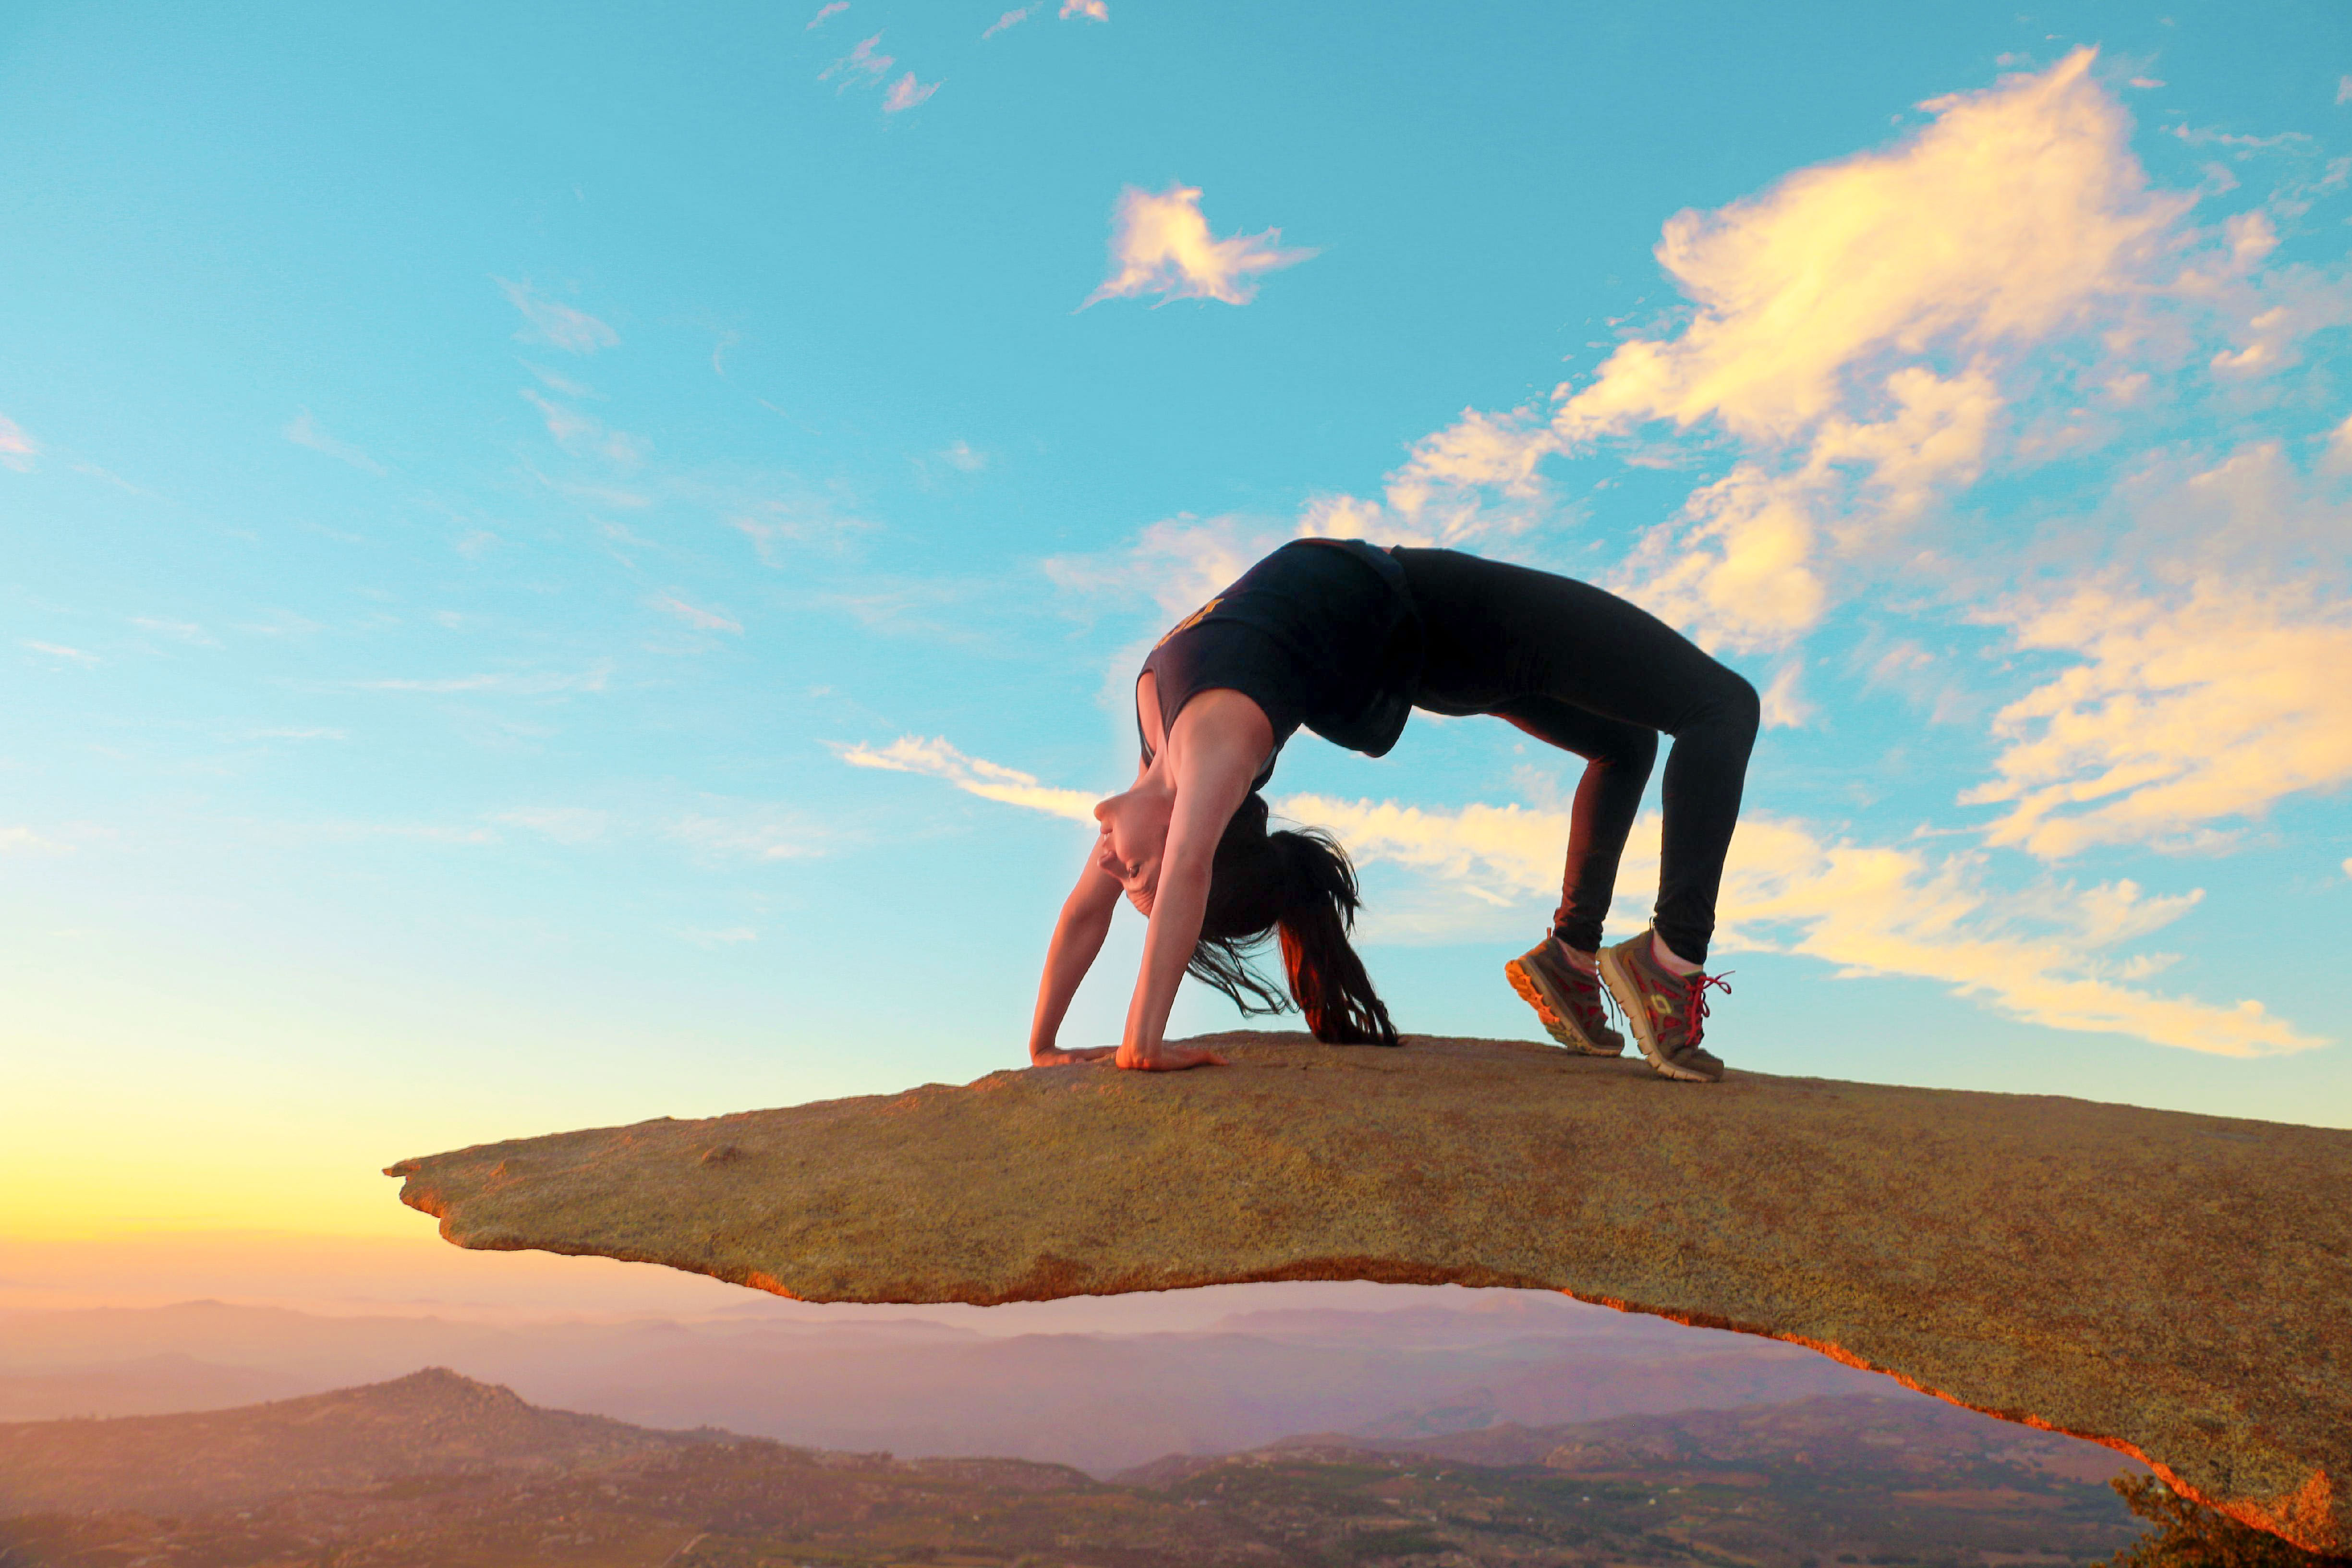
388, 1031, 2352, 1554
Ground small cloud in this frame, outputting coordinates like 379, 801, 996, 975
351, 661, 613, 696
650, 592, 743, 633
982, 7, 1030, 36
0, 826, 72, 855
495, 278, 619, 355
807, 1, 847, 27
821, 32, 894, 88
1060, 0, 1107, 18
881, 71, 939, 113
2128, 77, 2166, 89
1082, 183, 1317, 308
1759, 661, 1813, 729
522, 362, 601, 399
667, 810, 821, 863
21, 640, 101, 668
521, 390, 646, 465
131, 616, 218, 647
2339, 75, 2351, 106
0, 413, 36, 473
939, 439, 987, 472
283, 410, 388, 476
496, 806, 610, 844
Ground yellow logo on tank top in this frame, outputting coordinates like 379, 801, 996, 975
1154, 596, 1221, 648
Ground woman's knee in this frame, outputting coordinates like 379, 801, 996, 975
1696, 669, 1760, 745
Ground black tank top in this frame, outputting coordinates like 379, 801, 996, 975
1137, 538, 1423, 789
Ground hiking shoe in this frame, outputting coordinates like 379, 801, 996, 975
1598, 929, 1730, 1083
1505, 939, 1625, 1057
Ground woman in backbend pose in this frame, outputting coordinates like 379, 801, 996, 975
1026, 538, 1759, 1081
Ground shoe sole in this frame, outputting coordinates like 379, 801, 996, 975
1503, 957, 1624, 1057
1598, 945, 1720, 1083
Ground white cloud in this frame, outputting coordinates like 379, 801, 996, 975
939, 440, 987, 473
130, 617, 218, 647
1963, 576, 2352, 858
351, 662, 614, 696
282, 410, 388, 476
666, 810, 823, 863
807, 1, 847, 28
837, 735, 1098, 822
881, 71, 939, 113
682, 926, 759, 946
20, 640, 100, 668
0, 413, 37, 473
495, 807, 611, 845
522, 390, 646, 466
982, 7, 1030, 36
0, 826, 72, 855
822, 32, 894, 88
1060, 0, 1107, 18
1082, 184, 1316, 308
649, 593, 743, 633
2339, 75, 2352, 107
495, 278, 620, 354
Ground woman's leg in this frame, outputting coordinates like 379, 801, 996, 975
1490, 699, 1655, 956
1399, 549, 1760, 966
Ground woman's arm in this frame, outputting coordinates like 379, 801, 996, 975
1027, 848, 1123, 1066
1115, 694, 1264, 1071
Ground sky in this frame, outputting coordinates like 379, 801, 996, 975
3, 0, 2350, 1256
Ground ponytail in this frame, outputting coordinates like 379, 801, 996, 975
1188, 793, 1400, 1046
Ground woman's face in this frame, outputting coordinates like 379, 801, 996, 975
1093, 789, 1172, 914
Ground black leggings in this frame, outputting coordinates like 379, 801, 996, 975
1393, 548, 1759, 967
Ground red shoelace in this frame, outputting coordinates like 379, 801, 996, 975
1682, 970, 1734, 1047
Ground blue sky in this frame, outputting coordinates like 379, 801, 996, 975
4, 0, 2350, 1239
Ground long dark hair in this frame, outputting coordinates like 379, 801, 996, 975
1189, 793, 1400, 1046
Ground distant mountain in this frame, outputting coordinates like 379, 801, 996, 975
0, 1367, 713, 1516
0, 1296, 1887, 1471
0, 1374, 2149, 1568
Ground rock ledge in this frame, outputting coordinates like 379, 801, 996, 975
387, 1031, 2352, 1553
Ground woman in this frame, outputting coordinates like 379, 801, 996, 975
1025, 538, 1759, 1082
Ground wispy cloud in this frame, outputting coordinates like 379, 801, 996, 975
1043, 513, 1286, 620
881, 71, 939, 113
937, 439, 987, 473
982, 7, 1030, 37
130, 616, 218, 647
0, 826, 73, 855
836, 735, 1098, 822
282, 410, 388, 476
821, 32, 894, 89
807, 1, 847, 28
495, 278, 620, 354
666, 808, 824, 863
1060, 0, 1107, 18
0, 413, 37, 473
521, 389, 647, 466
348, 662, 614, 696
494, 807, 611, 845
1964, 576, 2352, 858
1082, 184, 1317, 308
20, 640, 101, 668
649, 593, 743, 633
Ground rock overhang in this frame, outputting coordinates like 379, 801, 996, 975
387, 1030, 2352, 1555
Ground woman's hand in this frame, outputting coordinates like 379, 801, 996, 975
1114, 1040, 1228, 1071
1030, 1044, 1116, 1067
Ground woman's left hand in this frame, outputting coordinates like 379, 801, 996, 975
1031, 1045, 1117, 1067
1114, 1042, 1228, 1071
